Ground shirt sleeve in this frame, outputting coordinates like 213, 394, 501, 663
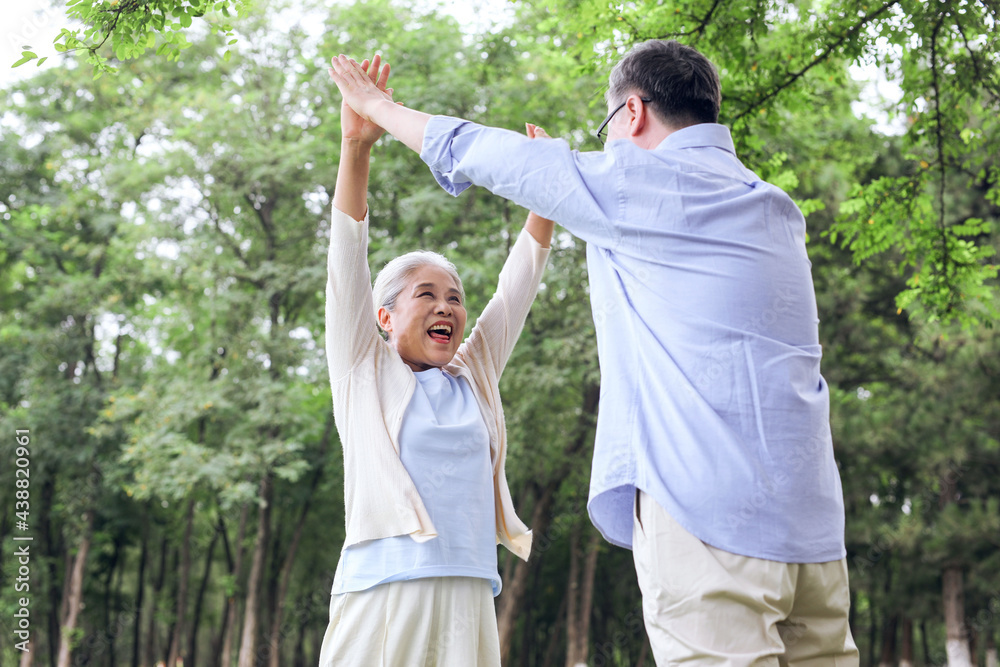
420, 116, 622, 249
325, 206, 381, 383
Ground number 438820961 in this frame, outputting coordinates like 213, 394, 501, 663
15, 430, 30, 527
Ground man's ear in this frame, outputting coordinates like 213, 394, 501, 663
377, 306, 392, 336
625, 94, 649, 137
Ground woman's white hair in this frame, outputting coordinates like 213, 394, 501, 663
372, 250, 465, 334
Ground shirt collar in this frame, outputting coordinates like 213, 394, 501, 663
654, 123, 736, 155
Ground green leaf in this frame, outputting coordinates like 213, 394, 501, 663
12, 51, 37, 68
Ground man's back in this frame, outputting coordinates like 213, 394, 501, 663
421, 116, 846, 562
582, 124, 845, 562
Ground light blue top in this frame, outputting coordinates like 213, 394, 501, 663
333, 368, 501, 595
420, 118, 846, 563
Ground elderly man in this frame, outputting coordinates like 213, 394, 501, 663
329, 40, 858, 665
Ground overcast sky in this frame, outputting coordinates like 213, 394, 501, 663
2, 0, 64, 85
1, 0, 902, 133
0, 0, 517, 87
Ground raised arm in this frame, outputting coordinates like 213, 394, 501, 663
453, 124, 555, 377
332, 54, 391, 220
326, 56, 392, 382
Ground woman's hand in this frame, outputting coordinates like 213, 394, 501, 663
525, 123, 551, 140
523, 123, 556, 248
336, 54, 393, 147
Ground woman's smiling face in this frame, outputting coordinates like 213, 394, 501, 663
378, 264, 467, 372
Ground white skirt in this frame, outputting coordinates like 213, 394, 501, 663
318, 577, 502, 667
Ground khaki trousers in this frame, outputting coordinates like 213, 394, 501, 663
318, 576, 501, 667
633, 490, 859, 666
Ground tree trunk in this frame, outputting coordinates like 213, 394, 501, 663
162, 547, 180, 667
541, 592, 567, 667
18, 643, 33, 667
115, 547, 128, 667
219, 503, 250, 667
920, 620, 931, 665
497, 376, 599, 663
900, 616, 914, 667
144, 534, 169, 667
102, 537, 122, 667
878, 613, 898, 667
519, 554, 541, 666
565, 526, 582, 667
59, 550, 72, 632
497, 482, 555, 662
189, 522, 221, 667
56, 508, 95, 667
565, 527, 600, 667
238, 472, 274, 667
132, 525, 148, 667
577, 531, 600, 663
39, 474, 60, 667
267, 416, 331, 667
168, 498, 197, 667
310, 624, 324, 667
943, 566, 972, 667
985, 632, 998, 667
921, 620, 931, 667
293, 622, 308, 667
636, 638, 650, 667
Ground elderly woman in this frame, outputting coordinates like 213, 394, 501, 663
319, 56, 554, 666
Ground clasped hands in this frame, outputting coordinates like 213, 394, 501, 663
328, 53, 550, 143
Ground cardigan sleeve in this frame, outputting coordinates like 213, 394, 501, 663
455, 229, 550, 378
325, 206, 382, 384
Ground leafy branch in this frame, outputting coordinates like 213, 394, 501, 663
12, 0, 249, 76
730, 0, 903, 124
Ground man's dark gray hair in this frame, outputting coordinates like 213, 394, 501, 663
607, 40, 722, 127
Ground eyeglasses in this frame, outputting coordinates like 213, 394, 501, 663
596, 98, 652, 144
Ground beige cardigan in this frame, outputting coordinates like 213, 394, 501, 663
325, 206, 549, 561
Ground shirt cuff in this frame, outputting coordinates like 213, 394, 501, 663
419, 115, 476, 197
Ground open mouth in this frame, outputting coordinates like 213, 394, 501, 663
427, 323, 453, 344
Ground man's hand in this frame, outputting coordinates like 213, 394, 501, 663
335, 54, 393, 146
330, 54, 395, 131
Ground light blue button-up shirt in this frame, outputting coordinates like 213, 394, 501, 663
420, 117, 846, 563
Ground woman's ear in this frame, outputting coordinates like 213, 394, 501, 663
377, 306, 392, 336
